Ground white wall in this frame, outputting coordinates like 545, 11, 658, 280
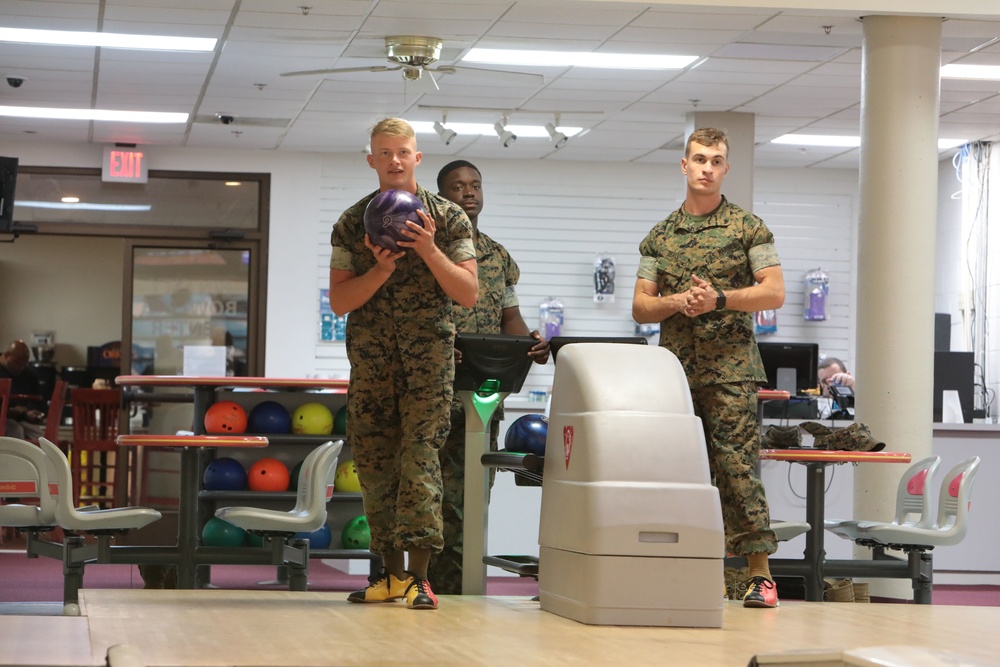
312, 156, 862, 396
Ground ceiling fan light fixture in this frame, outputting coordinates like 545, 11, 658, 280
545, 122, 568, 149
434, 121, 457, 146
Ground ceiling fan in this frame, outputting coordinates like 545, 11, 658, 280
279, 35, 543, 92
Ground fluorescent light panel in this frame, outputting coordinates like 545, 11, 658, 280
411, 121, 582, 139
0, 27, 216, 51
463, 48, 698, 69
773, 134, 966, 150
0, 105, 187, 123
18, 200, 152, 212
940, 64, 1000, 80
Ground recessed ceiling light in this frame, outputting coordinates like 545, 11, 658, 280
940, 64, 1000, 80
463, 48, 698, 70
0, 105, 187, 123
772, 134, 966, 150
410, 121, 582, 139
18, 200, 152, 212
0, 27, 216, 51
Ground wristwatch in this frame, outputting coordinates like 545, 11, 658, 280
714, 288, 726, 310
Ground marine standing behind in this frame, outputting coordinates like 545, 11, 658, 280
632, 127, 785, 608
430, 160, 550, 593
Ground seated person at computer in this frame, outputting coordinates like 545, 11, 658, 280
1, 339, 47, 439
818, 356, 854, 419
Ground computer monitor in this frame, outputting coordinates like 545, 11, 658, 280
757, 342, 819, 395
453, 333, 537, 393
549, 336, 647, 363
933, 351, 975, 423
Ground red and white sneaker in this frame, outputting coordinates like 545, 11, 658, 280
742, 576, 779, 608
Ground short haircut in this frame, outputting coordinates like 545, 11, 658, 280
819, 356, 847, 373
436, 160, 481, 192
686, 127, 729, 158
370, 117, 414, 141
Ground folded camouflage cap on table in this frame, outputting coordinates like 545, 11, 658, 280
761, 425, 803, 448
799, 421, 886, 452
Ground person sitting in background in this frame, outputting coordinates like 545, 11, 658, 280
818, 356, 854, 419
0, 339, 47, 439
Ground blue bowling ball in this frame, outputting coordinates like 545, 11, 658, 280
294, 524, 332, 550
203, 457, 247, 491
504, 414, 548, 456
247, 400, 292, 434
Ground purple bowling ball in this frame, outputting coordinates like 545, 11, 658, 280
363, 189, 425, 253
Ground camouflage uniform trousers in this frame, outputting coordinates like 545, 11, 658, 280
427, 400, 501, 594
346, 352, 452, 556
690, 381, 778, 557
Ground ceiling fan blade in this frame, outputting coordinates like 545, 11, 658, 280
448, 65, 545, 85
280, 65, 400, 78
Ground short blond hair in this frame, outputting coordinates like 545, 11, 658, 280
371, 117, 415, 141
686, 127, 729, 159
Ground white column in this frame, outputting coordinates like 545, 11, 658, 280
685, 111, 755, 212
855, 15, 941, 598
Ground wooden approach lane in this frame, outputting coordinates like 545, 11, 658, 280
5, 589, 982, 666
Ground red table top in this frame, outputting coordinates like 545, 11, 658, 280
117, 434, 269, 448
760, 449, 911, 464
115, 375, 349, 392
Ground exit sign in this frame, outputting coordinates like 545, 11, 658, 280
102, 147, 148, 183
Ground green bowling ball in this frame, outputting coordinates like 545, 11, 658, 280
341, 515, 370, 550
334, 405, 347, 434
202, 517, 246, 548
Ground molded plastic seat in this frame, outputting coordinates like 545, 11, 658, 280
215, 440, 343, 535
0, 435, 58, 529
825, 456, 942, 542
770, 521, 811, 542
214, 440, 343, 592
853, 456, 980, 548
39, 437, 161, 533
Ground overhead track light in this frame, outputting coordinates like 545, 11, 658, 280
494, 116, 516, 148
433, 114, 457, 145
545, 118, 568, 149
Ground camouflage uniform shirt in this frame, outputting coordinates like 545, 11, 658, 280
452, 230, 520, 333
636, 196, 780, 388
330, 184, 477, 349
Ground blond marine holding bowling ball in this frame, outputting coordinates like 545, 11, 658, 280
328, 117, 478, 610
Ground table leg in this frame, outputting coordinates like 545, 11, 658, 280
175, 447, 200, 588
802, 462, 827, 601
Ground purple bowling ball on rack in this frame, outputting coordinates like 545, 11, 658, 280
364, 189, 425, 253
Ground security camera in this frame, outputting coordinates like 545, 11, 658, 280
217, 115, 235, 125
6, 76, 25, 88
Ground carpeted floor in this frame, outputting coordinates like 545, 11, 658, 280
1, 548, 995, 607
0, 550, 539, 603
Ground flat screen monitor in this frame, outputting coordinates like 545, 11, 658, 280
933, 351, 975, 423
454, 333, 537, 393
0, 156, 17, 233
757, 342, 819, 395
549, 336, 647, 363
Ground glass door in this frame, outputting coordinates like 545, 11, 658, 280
125, 243, 259, 378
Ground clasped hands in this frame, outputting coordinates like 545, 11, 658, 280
679, 274, 719, 318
